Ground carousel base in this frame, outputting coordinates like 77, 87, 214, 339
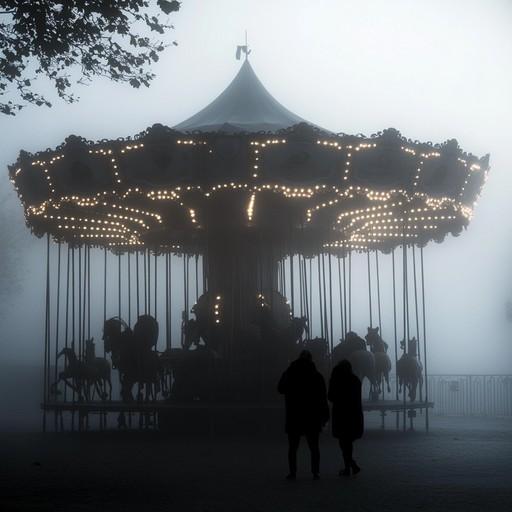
41, 399, 434, 433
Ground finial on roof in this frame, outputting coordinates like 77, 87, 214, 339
236, 30, 251, 60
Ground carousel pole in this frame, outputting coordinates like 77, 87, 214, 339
375, 251, 382, 334
302, 258, 310, 337
78, 245, 83, 361
147, 247, 151, 315
289, 232, 295, 319
321, 251, 330, 348
317, 250, 324, 339
43, 235, 51, 432
412, 246, 422, 401
52, 242, 62, 431
298, 224, 305, 320
367, 250, 373, 329
103, 247, 107, 333
71, 246, 77, 431
328, 252, 334, 362
337, 256, 344, 342
420, 246, 430, 433
127, 251, 132, 327
183, 253, 188, 326
392, 248, 399, 430
402, 241, 409, 432
118, 253, 122, 320
136, 250, 140, 319
375, 250, 385, 400
102, 247, 108, 429
348, 251, 352, 333
87, 245, 91, 343
154, 249, 158, 321
165, 253, 170, 349
64, 247, 71, 410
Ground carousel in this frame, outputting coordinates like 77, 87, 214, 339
9, 54, 489, 431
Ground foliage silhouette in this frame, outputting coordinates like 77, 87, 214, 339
0, 0, 181, 115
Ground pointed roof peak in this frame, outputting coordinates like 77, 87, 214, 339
173, 60, 329, 134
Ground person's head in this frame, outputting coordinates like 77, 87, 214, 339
338, 359, 352, 373
299, 349, 313, 362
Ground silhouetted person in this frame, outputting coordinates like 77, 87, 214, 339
328, 359, 364, 476
278, 350, 329, 480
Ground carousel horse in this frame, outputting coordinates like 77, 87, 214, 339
278, 315, 309, 355
331, 331, 376, 394
51, 346, 102, 401
396, 337, 423, 401
103, 315, 162, 402
256, 305, 309, 356
181, 317, 202, 350
159, 345, 221, 403
286, 316, 309, 343
365, 327, 392, 396
84, 338, 112, 401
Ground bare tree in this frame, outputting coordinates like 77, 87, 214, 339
0, 0, 181, 115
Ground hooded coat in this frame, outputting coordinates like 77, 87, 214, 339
278, 358, 329, 434
328, 363, 364, 441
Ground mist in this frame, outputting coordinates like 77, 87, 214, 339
1, 5, 512, 512
1, 0, 512, 377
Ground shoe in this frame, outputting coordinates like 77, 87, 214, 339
313, 474, 320, 480
339, 469, 351, 476
351, 463, 361, 475
286, 473, 296, 480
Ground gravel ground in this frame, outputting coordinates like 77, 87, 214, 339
0, 413, 511, 512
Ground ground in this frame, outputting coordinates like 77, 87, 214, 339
0, 413, 511, 511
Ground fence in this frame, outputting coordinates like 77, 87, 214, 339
427, 375, 512, 416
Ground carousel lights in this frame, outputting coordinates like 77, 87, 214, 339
247, 193, 255, 221
421, 151, 441, 159
315, 139, 342, 149
214, 295, 222, 324
10, 123, 488, 257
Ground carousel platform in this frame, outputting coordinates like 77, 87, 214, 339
41, 399, 434, 433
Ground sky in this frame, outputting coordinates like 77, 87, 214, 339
0, 0, 511, 374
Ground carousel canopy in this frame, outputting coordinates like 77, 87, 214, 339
8, 58, 489, 255
173, 59, 326, 134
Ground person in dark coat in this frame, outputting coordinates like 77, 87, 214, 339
328, 359, 364, 476
278, 350, 330, 480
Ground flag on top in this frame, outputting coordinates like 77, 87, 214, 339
236, 45, 251, 60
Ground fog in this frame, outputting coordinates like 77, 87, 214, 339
1, 0, 512, 376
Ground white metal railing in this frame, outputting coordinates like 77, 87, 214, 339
361, 374, 512, 417
426, 375, 512, 416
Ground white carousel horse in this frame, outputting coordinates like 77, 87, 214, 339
331, 331, 376, 394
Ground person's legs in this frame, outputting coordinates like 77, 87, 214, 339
338, 438, 361, 475
339, 438, 353, 474
287, 433, 301, 478
305, 431, 320, 477
351, 446, 361, 475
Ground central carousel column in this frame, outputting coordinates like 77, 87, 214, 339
192, 225, 290, 401
203, 227, 282, 345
